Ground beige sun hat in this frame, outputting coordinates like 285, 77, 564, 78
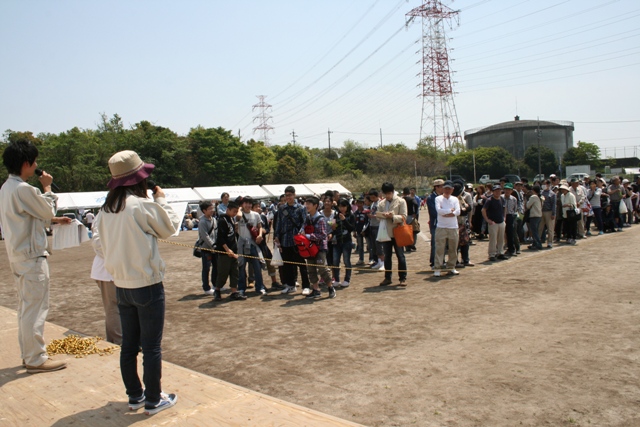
107, 150, 155, 189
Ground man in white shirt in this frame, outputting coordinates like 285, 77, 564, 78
433, 181, 461, 277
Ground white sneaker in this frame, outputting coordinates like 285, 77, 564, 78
433, 270, 441, 277
301, 288, 311, 296
204, 289, 214, 296
145, 392, 177, 415
450, 269, 459, 275
260, 289, 267, 295
280, 285, 297, 294
378, 263, 385, 271
371, 261, 381, 269
341, 281, 350, 288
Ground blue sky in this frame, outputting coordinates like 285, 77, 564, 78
1, 0, 638, 156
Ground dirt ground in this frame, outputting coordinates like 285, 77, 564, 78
1, 216, 639, 427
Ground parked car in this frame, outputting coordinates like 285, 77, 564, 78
479, 174, 499, 185
569, 173, 589, 182
533, 174, 545, 182
502, 174, 522, 184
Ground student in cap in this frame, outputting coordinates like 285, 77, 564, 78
93, 150, 181, 415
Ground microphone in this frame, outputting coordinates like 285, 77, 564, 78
34, 169, 61, 192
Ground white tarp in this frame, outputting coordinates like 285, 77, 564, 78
261, 184, 314, 197
56, 191, 108, 210
194, 185, 272, 201
304, 182, 352, 197
148, 187, 202, 203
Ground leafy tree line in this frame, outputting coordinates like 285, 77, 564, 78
0, 114, 610, 193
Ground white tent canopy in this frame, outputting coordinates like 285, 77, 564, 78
56, 191, 108, 210
261, 184, 314, 197
154, 187, 202, 203
304, 182, 352, 197
54, 183, 353, 210
194, 185, 272, 201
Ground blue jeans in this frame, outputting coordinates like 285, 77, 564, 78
332, 241, 352, 283
117, 282, 165, 405
201, 253, 217, 291
383, 238, 407, 281
529, 217, 543, 249
239, 245, 265, 292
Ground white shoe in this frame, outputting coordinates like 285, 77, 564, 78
341, 281, 350, 288
260, 289, 267, 295
204, 289, 214, 296
301, 288, 311, 296
281, 285, 297, 294
450, 269, 459, 275
371, 261, 382, 269
378, 263, 385, 271
433, 270, 441, 277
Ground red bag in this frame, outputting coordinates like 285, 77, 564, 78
294, 234, 319, 259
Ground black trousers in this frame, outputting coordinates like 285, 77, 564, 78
281, 246, 311, 289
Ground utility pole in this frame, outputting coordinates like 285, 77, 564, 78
537, 117, 542, 178
327, 128, 333, 155
291, 130, 298, 146
379, 128, 383, 149
472, 150, 477, 184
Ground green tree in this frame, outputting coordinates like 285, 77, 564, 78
276, 155, 298, 183
272, 143, 310, 182
38, 127, 108, 192
126, 121, 189, 188
562, 141, 601, 168
187, 126, 251, 186
524, 145, 558, 176
448, 146, 516, 182
338, 139, 369, 174
246, 139, 277, 184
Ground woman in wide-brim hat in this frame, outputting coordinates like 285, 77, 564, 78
92, 150, 181, 414
559, 184, 578, 245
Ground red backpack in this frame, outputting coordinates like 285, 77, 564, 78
294, 216, 321, 259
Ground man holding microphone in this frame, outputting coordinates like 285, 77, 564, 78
0, 138, 71, 373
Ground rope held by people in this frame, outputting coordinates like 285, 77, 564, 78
158, 238, 425, 273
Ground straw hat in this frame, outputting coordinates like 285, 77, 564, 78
107, 150, 155, 189
559, 184, 571, 191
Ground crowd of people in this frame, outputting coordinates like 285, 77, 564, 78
3, 138, 639, 417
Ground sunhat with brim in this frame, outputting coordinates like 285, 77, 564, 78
559, 184, 571, 191
107, 150, 154, 190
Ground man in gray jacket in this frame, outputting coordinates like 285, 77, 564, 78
0, 138, 71, 374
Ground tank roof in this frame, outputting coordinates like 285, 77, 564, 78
464, 119, 574, 137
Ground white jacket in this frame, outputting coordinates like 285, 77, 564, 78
92, 194, 181, 289
0, 175, 57, 262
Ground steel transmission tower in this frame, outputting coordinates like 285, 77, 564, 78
406, 0, 462, 152
252, 95, 275, 146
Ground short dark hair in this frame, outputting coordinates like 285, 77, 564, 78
532, 185, 541, 194
402, 187, 410, 195
199, 201, 213, 211
227, 201, 239, 210
381, 182, 394, 193
305, 196, 319, 206
2, 138, 39, 176
285, 185, 295, 194
368, 189, 379, 197
220, 192, 229, 199
252, 201, 261, 208
324, 190, 334, 198
338, 198, 350, 208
